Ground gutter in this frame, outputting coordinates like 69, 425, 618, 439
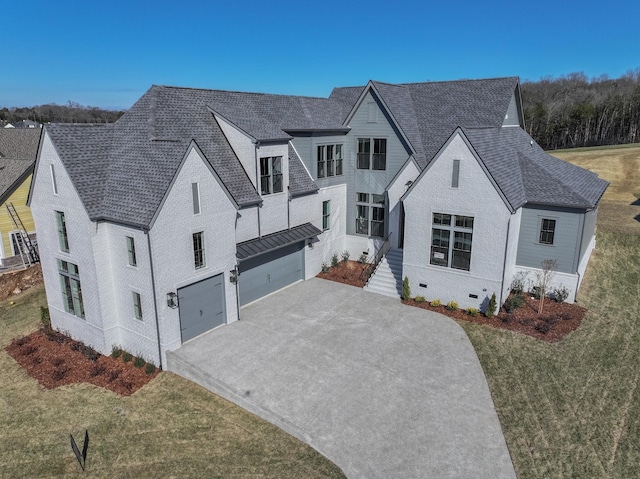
145, 229, 163, 369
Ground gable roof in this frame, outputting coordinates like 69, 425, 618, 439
451, 127, 607, 210
330, 77, 519, 169
42, 77, 606, 228
0, 128, 42, 204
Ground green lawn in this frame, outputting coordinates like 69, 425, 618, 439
0, 286, 345, 478
458, 231, 640, 478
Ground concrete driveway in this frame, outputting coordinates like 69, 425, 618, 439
167, 278, 515, 478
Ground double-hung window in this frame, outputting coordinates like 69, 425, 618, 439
58, 259, 84, 318
317, 145, 343, 178
430, 213, 474, 271
55, 211, 69, 253
322, 200, 331, 231
260, 157, 283, 195
539, 218, 556, 245
133, 292, 143, 320
126, 236, 137, 267
357, 138, 386, 170
193, 232, 205, 269
356, 192, 385, 237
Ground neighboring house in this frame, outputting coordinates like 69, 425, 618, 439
11, 120, 42, 129
28, 77, 607, 367
0, 128, 42, 267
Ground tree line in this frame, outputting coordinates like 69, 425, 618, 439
521, 70, 640, 150
0, 101, 125, 126
3, 73, 640, 150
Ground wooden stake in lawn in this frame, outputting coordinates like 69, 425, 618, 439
535, 259, 557, 314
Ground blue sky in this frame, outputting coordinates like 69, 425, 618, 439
2, 0, 638, 109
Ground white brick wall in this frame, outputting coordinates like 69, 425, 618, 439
30, 132, 109, 355
150, 147, 239, 365
290, 184, 348, 278
255, 143, 289, 236
387, 160, 420, 250
216, 115, 258, 188
402, 133, 513, 310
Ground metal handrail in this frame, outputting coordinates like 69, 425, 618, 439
359, 233, 392, 284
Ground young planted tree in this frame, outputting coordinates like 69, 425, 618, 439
535, 259, 558, 314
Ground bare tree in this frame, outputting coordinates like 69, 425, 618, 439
535, 259, 557, 314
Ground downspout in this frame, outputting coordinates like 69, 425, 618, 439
574, 210, 587, 301
254, 141, 261, 237
498, 214, 512, 308
145, 229, 163, 370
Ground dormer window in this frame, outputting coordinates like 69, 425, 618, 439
260, 157, 283, 195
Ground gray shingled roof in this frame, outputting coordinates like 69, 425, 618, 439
462, 127, 608, 210
288, 144, 318, 197
45, 78, 607, 228
0, 128, 41, 202
331, 77, 519, 168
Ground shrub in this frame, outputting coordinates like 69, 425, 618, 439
90, 365, 106, 377
133, 357, 145, 368
70, 342, 81, 351
321, 262, 330, 273
467, 307, 479, 317
504, 292, 525, 313
80, 344, 100, 362
122, 352, 133, 363
554, 285, 570, 303
51, 357, 65, 367
430, 299, 441, 307
535, 321, 551, 334
510, 278, 525, 295
111, 346, 123, 359
331, 253, 339, 268
21, 345, 38, 356
108, 369, 121, 382
52, 367, 69, 381
358, 253, 368, 264
402, 276, 410, 300
414, 295, 426, 303
341, 250, 350, 262
145, 363, 156, 375
446, 301, 458, 311
485, 293, 497, 318
40, 306, 51, 330
15, 336, 30, 347
32, 356, 42, 365
119, 380, 134, 393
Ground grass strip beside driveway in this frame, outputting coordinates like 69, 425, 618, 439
459, 231, 640, 478
0, 286, 345, 478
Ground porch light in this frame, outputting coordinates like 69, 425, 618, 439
166, 292, 178, 309
229, 269, 238, 284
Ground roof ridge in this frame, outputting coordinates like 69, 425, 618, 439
154, 84, 330, 100
399, 76, 519, 87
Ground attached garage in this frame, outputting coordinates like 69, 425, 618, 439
178, 274, 226, 342
236, 223, 322, 306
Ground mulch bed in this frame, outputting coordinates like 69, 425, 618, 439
6, 328, 159, 396
316, 260, 368, 288
317, 260, 586, 342
404, 294, 587, 342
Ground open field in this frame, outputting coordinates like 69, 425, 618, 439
459, 230, 640, 478
0, 286, 344, 478
460, 144, 640, 477
552, 144, 640, 234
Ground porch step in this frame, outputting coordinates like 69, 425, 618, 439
364, 249, 404, 299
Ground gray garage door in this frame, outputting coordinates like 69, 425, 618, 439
178, 274, 226, 342
239, 242, 304, 306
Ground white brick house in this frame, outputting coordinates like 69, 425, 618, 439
28, 77, 608, 367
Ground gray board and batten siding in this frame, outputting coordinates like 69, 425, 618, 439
515, 205, 596, 274
292, 90, 412, 238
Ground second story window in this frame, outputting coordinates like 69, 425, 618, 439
126, 236, 137, 267
260, 156, 283, 195
357, 138, 386, 170
317, 145, 343, 178
55, 210, 69, 253
193, 231, 205, 269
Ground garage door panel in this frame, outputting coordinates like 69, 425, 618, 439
178, 274, 226, 342
239, 242, 304, 306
